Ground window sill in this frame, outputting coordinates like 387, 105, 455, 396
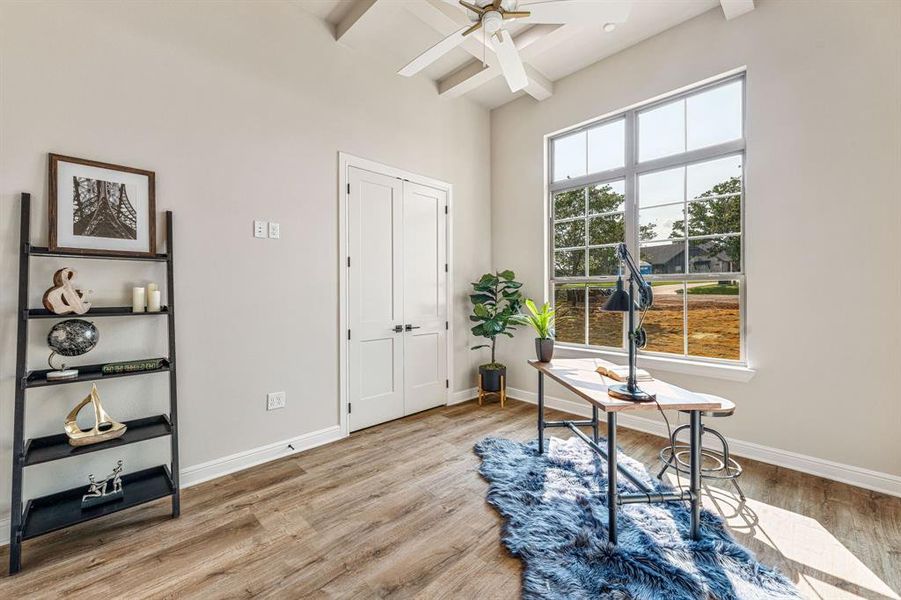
553, 344, 756, 383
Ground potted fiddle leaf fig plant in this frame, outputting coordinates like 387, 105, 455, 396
470, 270, 524, 393
515, 299, 556, 362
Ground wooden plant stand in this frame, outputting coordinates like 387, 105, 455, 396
478, 373, 506, 408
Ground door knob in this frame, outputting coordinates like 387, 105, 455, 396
405, 324, 421, 331
393, 325, 404, 333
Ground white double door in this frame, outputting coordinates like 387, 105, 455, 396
348, 166, 448, 432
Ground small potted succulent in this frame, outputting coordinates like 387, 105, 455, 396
470, 270, 524, 393
515, 299, 556, 362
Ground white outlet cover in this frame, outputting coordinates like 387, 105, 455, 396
254, 220, 268, 238
267, 391, 286, 411
268, 222, 280, 239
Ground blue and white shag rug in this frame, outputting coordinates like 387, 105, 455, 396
475, 436, 801, 600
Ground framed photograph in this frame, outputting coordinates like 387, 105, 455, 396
49, 154, 156, 257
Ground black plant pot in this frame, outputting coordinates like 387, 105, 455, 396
535, 338, 554, 362
479, 364, 506, 393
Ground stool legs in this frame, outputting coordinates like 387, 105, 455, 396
731, 478, 746, 501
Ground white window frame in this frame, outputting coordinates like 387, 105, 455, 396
548, 73, 747, 368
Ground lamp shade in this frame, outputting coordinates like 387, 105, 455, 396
602, 277, 632, 312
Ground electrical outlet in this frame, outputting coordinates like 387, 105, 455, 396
254, 220, 268, 238
267, 391, 286, 411
268, 222, 280, 239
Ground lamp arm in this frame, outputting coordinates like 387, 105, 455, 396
615, 243, 653, 308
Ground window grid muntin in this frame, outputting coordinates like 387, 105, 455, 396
549, 73, 746, 362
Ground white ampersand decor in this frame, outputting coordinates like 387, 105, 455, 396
42, 267, 93, 315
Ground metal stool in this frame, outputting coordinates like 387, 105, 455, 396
657, 394, 745, 501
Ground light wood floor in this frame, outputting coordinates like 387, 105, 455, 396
1, 400, 899, 599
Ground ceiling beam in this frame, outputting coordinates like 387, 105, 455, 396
335, 0, 380, 42
523, 64, 553, 101
720, 0, 755, 20
519, 24, 576, 61
438, 61, 497, 98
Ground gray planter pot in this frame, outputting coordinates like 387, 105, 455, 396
535, 338, 554, 362
479, 364, 506, 392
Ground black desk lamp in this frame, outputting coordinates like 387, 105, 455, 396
602, 242, 656, 402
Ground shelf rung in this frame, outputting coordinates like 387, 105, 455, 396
29, 246, 169, 262
25, 359, 170, 388
24, 415, 172, 466
22, 465, 174, 540
27, 306, 169, 319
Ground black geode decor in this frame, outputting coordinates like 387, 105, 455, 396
47, 319, 99, 356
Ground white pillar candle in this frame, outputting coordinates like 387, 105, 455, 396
132, 287, 145, 313
147, 282, 158, 295
147, 290, 161, 313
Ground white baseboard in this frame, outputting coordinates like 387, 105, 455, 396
0, 424, 346, 546
180, 425, 344, 488
449, 387, 478, 405
506, 387, 901, 498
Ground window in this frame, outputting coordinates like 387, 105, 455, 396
549, 75, 745, 363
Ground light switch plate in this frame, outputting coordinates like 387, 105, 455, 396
267, 391, 286, 411
268, 222, 280, 239
254, 220, 268, 238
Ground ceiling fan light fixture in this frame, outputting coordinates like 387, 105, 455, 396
603, 22, 617, 32
483, 11, 503, 34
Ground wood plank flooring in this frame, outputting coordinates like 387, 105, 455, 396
1, 399, 898, 599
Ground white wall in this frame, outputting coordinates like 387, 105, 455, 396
0, 1, 491, 516
491, 0, 901, 478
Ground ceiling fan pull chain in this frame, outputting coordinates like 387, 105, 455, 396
483, 27, 486, 67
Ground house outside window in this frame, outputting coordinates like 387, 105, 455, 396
548, 74, 746, 363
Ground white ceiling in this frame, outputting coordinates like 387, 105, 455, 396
297, 0, 731, 109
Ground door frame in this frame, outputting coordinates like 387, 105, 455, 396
337, 152, 454, 436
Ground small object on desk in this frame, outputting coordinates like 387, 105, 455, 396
64, 383, 127, 447
101, 358, 166, 375
596, 364, 652, 383
132, 286, 145, 312
81, 460, 125, 509
42, 267, 93, 315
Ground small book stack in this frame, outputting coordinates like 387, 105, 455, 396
596, 364, 653, 383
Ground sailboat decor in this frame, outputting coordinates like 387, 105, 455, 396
64, 384, 127, 447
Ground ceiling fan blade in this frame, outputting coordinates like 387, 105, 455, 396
489, 29, 528, 93
516, 0, 631, 24
398, 24, 475, 77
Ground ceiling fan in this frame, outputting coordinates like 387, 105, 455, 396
398, 0, 632, 93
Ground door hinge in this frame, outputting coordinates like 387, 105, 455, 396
347, 183, 351, 194
347, 256, 351, 267
444, 205, 448, 215
445, 379, 449, 389
444, 263, 448, 273
348, 402, 352, 414
445, 321, 448, 330
347, 329, 351, 340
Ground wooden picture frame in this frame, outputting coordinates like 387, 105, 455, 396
49, 154, 156, 257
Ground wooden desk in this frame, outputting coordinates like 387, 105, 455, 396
528, 358, 728, 543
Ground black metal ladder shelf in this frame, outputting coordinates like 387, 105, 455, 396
9, 193, 180, 575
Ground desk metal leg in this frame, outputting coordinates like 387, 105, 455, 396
537, 372, 545, 454
690, 410, 702, 540
592, 405, 599, 443
607, 412, 618, 544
